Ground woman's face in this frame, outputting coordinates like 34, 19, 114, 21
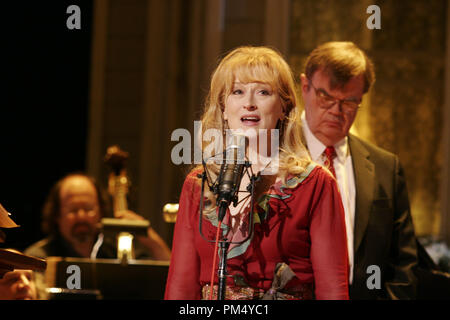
223, 80, 284, 132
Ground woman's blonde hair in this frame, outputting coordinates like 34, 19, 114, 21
199, 46, 310, 180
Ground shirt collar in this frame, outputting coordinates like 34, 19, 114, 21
301, 111, 349, 164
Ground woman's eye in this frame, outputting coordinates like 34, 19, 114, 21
232, 89, 243, 95
259, 89, 271, 95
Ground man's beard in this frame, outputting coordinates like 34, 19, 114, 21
70, 222, 96, 243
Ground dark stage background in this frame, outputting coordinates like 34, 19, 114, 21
2, 1, 93, 250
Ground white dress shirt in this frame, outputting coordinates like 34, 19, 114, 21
301, 112, 356, 284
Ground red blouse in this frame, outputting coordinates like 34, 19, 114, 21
165, 164, 349, 300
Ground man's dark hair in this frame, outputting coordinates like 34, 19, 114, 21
304, 41, 376, 93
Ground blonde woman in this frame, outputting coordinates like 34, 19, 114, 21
165, 46, 349, 300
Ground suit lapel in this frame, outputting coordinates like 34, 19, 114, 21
349, 135, 375, 254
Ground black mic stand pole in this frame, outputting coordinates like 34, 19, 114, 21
217, 204, 230, 301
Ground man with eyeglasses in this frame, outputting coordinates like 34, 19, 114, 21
299, 41, 418, 299
25, 173, 171, 261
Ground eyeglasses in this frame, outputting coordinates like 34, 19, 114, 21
308, 80, 361, 114
61, 206, 98, 217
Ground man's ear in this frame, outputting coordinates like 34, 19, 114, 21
300, 73, 310, 94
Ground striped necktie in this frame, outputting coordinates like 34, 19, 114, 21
323, 146, 337, 178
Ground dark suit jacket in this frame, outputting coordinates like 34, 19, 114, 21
348, 134, 418, 299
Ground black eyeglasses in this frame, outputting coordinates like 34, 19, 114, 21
308, 80, 361, 114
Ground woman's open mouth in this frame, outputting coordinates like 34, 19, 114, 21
240, 115, 260, 126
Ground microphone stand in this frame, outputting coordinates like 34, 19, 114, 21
217, 235, 230, 300
198, 164, 258, 300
